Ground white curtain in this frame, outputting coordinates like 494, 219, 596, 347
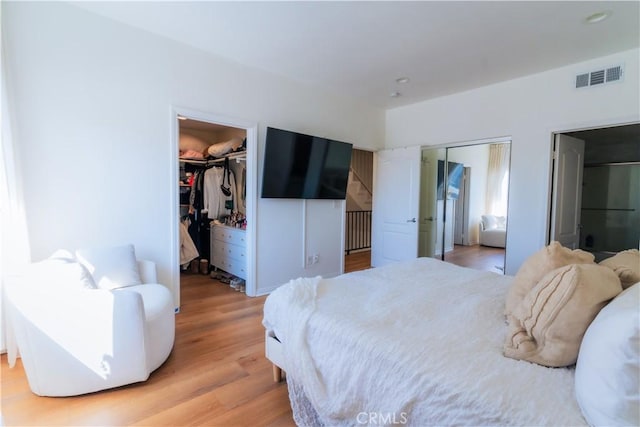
485, 143, 510, 216
1, 37, 31, 356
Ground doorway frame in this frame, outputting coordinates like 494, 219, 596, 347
545, 118, 640, 246
170, 106, 258, 309
344, 146, 376, 272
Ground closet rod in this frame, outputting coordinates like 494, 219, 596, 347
207, 151, 247, 164
179, 150, 247, 166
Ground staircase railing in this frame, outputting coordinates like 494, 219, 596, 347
345, 210, 372, 254
350, 167, 373, 197
350, 149, 373, 195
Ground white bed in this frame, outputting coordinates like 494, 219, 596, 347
263, 257, 588, 426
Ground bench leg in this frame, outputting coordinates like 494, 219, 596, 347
272, 364, 283, 382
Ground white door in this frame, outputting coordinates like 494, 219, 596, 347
371, 146, 421, 266
550, 134, 585, 249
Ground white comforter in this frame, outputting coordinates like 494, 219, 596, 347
263, 257, 587, 426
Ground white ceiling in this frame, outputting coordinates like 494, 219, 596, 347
73, 1, 640, 109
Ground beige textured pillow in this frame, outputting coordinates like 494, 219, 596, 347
504, 264, 622, 367
504, 241, 594, 317
599, 249, 640, 289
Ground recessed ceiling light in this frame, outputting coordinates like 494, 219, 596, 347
390, 91, 401, 98
585, 11, 611, 24
396, 77, 410, 84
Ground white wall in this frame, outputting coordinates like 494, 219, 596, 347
447, 144, 490, 245
3, 2, 384, 300
386, 48, 640, 274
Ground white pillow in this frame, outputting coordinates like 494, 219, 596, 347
75, 244, 141, 290
25, 252, 96, 291
482, 215, 497, 230
575, 283, 640, 427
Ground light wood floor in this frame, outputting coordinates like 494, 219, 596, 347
1, 272, 295, 427
344, 250, 371, 273
444, 244, 506, 274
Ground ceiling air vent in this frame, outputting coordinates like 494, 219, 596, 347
576, 73, 589, 88
576, 64, 624, 89
606, 65, 622, 82
590, 69, 605, 85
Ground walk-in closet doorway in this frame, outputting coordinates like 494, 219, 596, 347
170, 108, 258, 310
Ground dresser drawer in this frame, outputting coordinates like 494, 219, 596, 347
215, 256, 246, 280
210, 224, 247, 280
212, 225, 246, 246
211, 241, 245, 262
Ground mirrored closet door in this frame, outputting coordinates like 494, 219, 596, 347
420, 142, 511, 274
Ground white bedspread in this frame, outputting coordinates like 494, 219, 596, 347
263, 257, 587, 426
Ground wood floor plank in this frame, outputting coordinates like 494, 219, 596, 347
208, 386, 294, 427
344, 250, 371, 273
444, 244, 506, 273
212, 364, 281, 409
1, 273, 293, 426
131, 390, 227, 427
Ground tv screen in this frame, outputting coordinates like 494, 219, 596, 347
437, 160, 464, 200
261, 127, 353, 199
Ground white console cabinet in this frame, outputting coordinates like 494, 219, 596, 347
210, 224, 247, 280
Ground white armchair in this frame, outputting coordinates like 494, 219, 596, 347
4, 246, 175, 397
479, 215, 507, 248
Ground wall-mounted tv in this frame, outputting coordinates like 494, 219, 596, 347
261, 127, 353, 199
437, 160, 464, 200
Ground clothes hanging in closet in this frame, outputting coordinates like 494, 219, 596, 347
233, 164, 247, 214
179, 216, 199, 266
203, 166, 237, 219
189, 169, 205, 210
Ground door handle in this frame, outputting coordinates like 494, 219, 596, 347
407, 218, 416, 223
425, 217, 434, 221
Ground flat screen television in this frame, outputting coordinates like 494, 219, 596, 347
261, 127, 353, 199
437, 160, 464, 200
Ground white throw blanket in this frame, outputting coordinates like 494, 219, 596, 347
263, 258, 587, 426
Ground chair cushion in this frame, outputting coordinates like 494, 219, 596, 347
479, 229, 506, 248
599, 249, 640, 289
575, 283, 640, 427
76, 244, 142, 290
24, 252, 96, 291
481, 214, 498, 230
504, 241, 594, 317
504, 263, 622, 367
